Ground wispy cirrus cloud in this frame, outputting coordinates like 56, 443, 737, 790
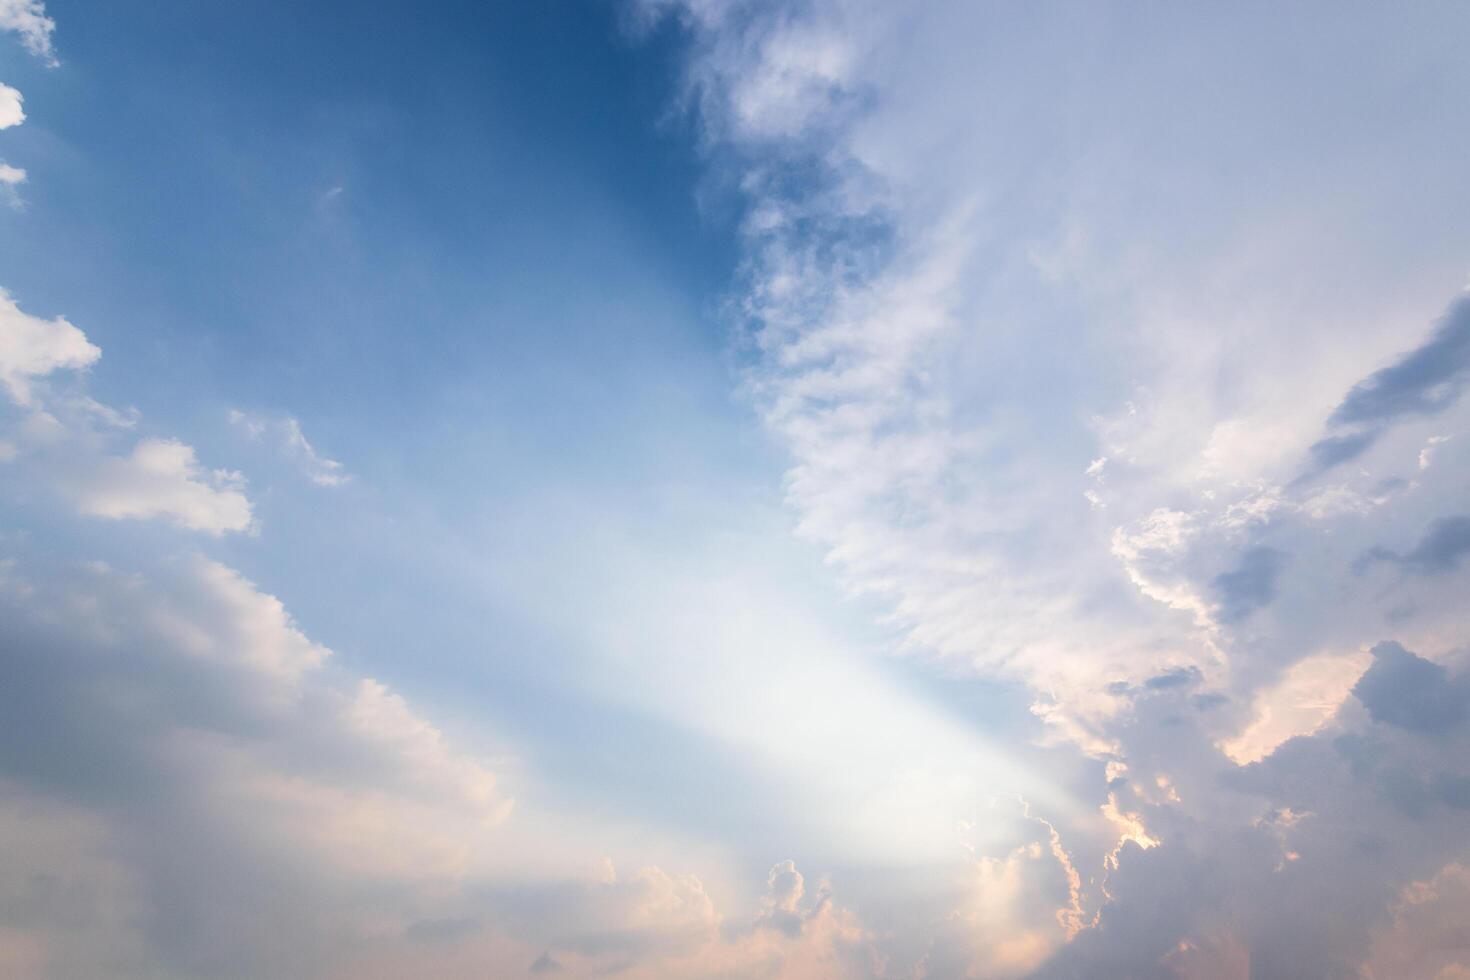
230, 409, 350, 487
0, 0, 56, 64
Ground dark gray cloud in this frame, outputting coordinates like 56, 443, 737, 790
1302, 295, 1470, 477
1329, 297, 1470, 427
1306, 430, 1378, 474
1352, 641, 1468, 734
1433, 773, 1470, 809
1359, 515, 1470, 576
1211, 546, 1285, 624
1144, 666, 1203, 690
1399, 515, 1470, 574
529, 950, 564, 973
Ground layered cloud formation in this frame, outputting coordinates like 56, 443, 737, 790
4, 1, 1470, 977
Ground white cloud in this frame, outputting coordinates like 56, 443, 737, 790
71, 437, 255, 534
279, 416, 350, 486
0, 288, 100, 405
1420, 434, 1451, 472
923, 815, 1085, 978
1220, 651, 1372, 765
0, 288, 257, 534
231, 409, 351, 487
0, 82, 22, 129
0, 71, 29, 209
0, 0, 56, 64
0, 163, 26, 207
151, 556, 330, 681
228, 407, 266, 438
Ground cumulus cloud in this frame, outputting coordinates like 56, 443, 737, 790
0, 289, 100, 405
1221, 651, 1370, 765
916, 804, 1090, 979
0, 81, 22, 129
0, 83, 23, 204
0, 80, 22, 205
329, 855, 883, 980
1024, 640, 1470, 978
1353, 641, 1468, 735
69, 437, 255, 533
0, 288, 257, 534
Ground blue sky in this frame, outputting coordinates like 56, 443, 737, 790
3, 1, 1470, 977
